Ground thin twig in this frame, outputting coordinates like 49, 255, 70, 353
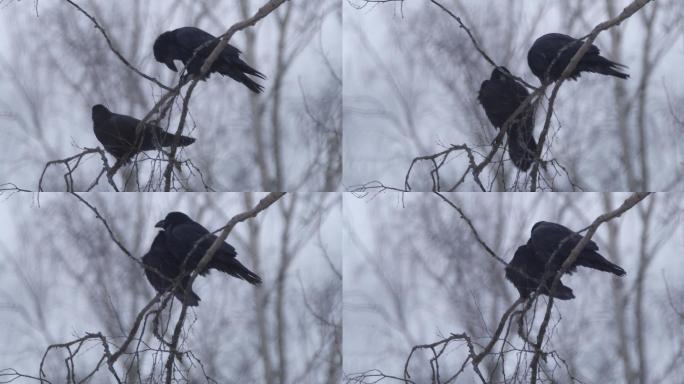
64, 0, 172, 90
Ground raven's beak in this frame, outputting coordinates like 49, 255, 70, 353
154, 219, 166, 228
165, 60, 178, 72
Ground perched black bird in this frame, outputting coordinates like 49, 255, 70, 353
153, 27, 265, 93
155, 211, 262, 286
478, 67, 537, 171
506, 244, 575, 300
92, 104, 195, 162
505, 221, 626, 300
528, 221, 626, 276
527, 33, 629, 83
142, 232, 201, 306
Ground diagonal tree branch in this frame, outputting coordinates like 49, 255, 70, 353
528, 191, 652, 383
163, 192, 286, 383
529, 0, 655, 190
162, 0, 289, 191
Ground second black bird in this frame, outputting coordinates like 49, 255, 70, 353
505, 221, 626, 300
91, 104, 196, 163
142, 231, 201, 306
478, 67, 538, 171
506, 244, 575, 300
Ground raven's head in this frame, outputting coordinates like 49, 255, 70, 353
153, 31, 178, 72
91, 104, 111, 122
155, 211, 192, 229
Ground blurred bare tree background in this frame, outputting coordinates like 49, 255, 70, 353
0, 192, 341, 383
0, 0, 341, 191
344, 192, 684, 383
344, 0, 684, 191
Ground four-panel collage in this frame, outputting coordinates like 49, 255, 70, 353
0, 0, 682, 383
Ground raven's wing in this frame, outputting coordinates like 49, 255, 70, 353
173, 27, 241, 57
176, 220, 238, 259
529, 33, 598, 80
167, 219, 210, 258
175, 27, 216, 50
110, 113, 143, 141
509, 77, 530, 102
111, 113, 169, 151
142, 248, 168, 293
478, 80, 522, 128
167, 219, 237, 269
166, 27, 216, 66
546, 34, 601, 65
530, 221, 578, 254
177, 27, 242, 58
530, 221, 599, 259
93, 113, 143, 158
143, 232, 201, 306
542, 33, 601, 56
545, 34, 603, 78
506, 245, 575, 300
142, 233, 178, 292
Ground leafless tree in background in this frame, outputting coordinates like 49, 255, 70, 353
0, 0, 341, 192
345, 0, 683, 192
0, 192, 341, 383
344, 192, 683, 383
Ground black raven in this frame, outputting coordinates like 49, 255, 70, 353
505, 221, 626, 300
478, 67, 537, 171
505, 245, 575, 300
155, 211, 262, 286
142, 232, 201, 306
527, 33, 629, 83
91, 104, 195, 162
153, 27, 265, 93
528, 221, 626, 276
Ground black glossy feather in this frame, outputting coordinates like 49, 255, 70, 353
153, 27, 265, 93
156, 212, 262, 285
527, 33, 629, 83
505, 221, 626, 301
505, 245, 575, 300
91, 104, 195, 162
478, 67, 537, 171
142, 232, 200, 306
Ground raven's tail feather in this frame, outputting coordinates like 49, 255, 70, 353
583, 56, 629, 79
236, 74, 265, 94
161, 134, 196, 148
548, 281, 575, 300
174, 288, 200, 307
507, 128, 538, 172
215, 258, 262, 285
235, 60, 266, 80
579, 251, 626, 276
216, 60, 265, 93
